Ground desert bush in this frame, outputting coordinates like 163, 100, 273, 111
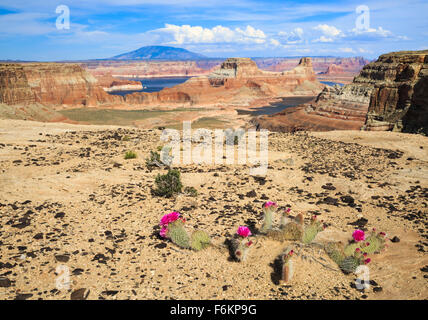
124, 150, 137, 159
153, 169, 183, 197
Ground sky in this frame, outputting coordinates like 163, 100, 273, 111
0, 0, 427, 61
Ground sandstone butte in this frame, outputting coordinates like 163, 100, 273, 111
123, 57, 324, 107
0, 57, 324, 122
256, 50, 428, 135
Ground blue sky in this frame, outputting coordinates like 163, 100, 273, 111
0, 0, 427, 61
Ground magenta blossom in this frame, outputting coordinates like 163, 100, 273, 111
237, 226, 252, 238
160, 211, 180, 227
364, 258, 371, 264
159, 227, 168, 238
264, 201, 277, 209
352, 229, 365, 242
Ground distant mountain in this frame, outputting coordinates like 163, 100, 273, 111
110, 46, 207, 60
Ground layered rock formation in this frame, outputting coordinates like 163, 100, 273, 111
84, 60, 216, 78
94, 74, 143, 92
259, 57, 370, 74
0, 63, 122, 108
256, 50, 428, 134
125, 57, 324, 107
361, 50, 428, 134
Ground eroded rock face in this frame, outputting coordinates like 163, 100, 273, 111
0, 63, 122, 108
256, 71, 374, 132
257, 50, 428, 134
125, 57, 324, 107
362, 50, 428, 134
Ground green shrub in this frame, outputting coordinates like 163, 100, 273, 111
146, 150, 162, 169
153, 169, 183, 198
184, 186, 198, 197
124, 151, 137, 159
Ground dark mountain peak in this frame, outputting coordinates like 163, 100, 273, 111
111, 46, 206, 60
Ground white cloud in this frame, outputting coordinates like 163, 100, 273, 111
339, 47, 355, 53
277, 27, 304, 44
0, 12, 55, 36
154, 24, 266, 45
313, 24, 343, 43
270, 38, 280, 47
314, 24, 342, 37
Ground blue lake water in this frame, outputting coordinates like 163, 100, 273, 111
109, 77, 192, 96
320, 81, 344, 87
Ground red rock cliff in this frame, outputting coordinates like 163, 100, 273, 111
0, 63, 123, 108
361, 50, 428, 134
125, 57, 324, 107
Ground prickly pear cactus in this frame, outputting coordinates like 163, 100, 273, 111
231, 238, 252, 262
302, 218, 324, 244
344, 232, 386, 256
339, 256, 362, 274
168, 220, 190, 249
190, 230, 211, 251
281, 221, 303, 241
362, 234, 386, 254
281, 248, 294, 284
325, 242, 345, 266
260, 209, 274, 233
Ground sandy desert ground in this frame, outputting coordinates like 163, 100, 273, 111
0, 119, 427, 300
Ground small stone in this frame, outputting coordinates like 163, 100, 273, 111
391, 236, 400, 243
0, 277, 11, 288
55, 254, 70, 263
71, 288, 90, 300
246, 190, 257, 198
373, 287, 383, 293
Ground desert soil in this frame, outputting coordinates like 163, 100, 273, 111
0, 119, 427, 300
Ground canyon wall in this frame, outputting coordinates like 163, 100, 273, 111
361, 50, 428, 134
125, 57, 324, 107
83, 60, 218, 78
81, 57, 370, 80
0, 63, 122, 108
256, 50, 428, 134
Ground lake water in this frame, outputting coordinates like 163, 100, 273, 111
320, 81, 344, 87
237, 96, 316, 116
108, 77, 192, 96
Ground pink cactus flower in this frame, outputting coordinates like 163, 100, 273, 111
352, 229, 365, 242
159, 227, 168, 238
366, 242, 371, 247
379, 232, 386, 237
289, 250, 294, 256
237, 226, 252, 238
285, 208, 291, 213
355, 248, 361, 253
364, 258, 371, 264
363, 253, 368, 257
264, 201, 277, 209
160, 211, 181, 227
246, 241, 253, 247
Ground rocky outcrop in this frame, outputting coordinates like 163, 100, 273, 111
125, 57, 324, 107
256, 50, 428, 134
0, 63, 123, 108
256, 62, 375, 132
361, 50, 428, 134
260, 57, 370, 74
94, 74, 143, 92
84, 60, 215, 78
